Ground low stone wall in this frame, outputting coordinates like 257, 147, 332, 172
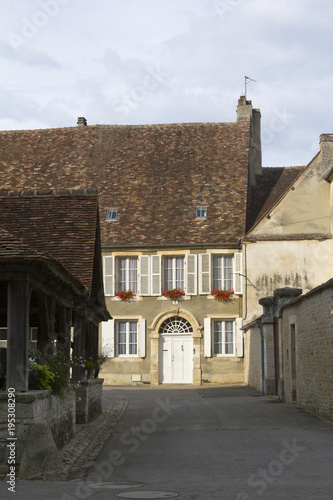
0, 389, 76, 474
75, 378, 104, 424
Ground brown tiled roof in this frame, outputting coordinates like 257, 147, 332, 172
246, 166, 305, 232
0, 120, 252, 246
0, 226, 46, 259
0, 193, 99, 291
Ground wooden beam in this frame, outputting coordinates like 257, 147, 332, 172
7, 278, 30, 391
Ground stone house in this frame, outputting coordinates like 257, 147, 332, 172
1, 95, 327, 387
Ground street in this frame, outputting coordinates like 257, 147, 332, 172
1, 385, 333, 499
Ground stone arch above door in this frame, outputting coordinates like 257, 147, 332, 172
149, 308, 202, 339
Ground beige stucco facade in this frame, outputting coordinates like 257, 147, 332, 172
244, 134, 333, 323
99, 247, 245, 386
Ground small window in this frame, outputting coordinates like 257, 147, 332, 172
105, 208, 118, 221
195, 206, 207, 219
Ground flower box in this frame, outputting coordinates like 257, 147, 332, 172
162, 288, 185, 301
210, 288, 234, 302
115, 289, 136, 301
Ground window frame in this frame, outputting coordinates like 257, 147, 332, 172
116, 257, 138, 294
116, 320, 138, 357
195, 206, 207, 219
212, 254, 234, 291
212, 320, 235, 357
105, 208, 118, 221
163, 256, 185, 291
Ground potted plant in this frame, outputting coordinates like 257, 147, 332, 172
84, 360, 96, 379
210, 288, 234, 302
115, 289, 136, 301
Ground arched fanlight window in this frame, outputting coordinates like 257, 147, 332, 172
159, 316, 193, 335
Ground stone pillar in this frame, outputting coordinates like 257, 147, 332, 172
150, 331, 159, 386
7, 279, 30, 391
259, 288, 303, 397
193, 327, 202, 386
259, 296, 276, 395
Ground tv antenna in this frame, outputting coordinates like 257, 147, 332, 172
244, 76, 256, 99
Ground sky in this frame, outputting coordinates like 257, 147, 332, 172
0, 0, 333, 167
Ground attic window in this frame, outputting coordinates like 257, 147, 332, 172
195, 206, 207, 220
105, 208, 118, 221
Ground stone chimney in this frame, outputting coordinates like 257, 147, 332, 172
77, 117, 87, 127
237, 96, 262, 186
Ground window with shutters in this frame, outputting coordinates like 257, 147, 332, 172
116, 321, 138, 356
199, 253, 243, 295
204, 317, 243, 358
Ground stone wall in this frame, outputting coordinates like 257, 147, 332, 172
0, 389, 76, 474
281, 279, 333, 422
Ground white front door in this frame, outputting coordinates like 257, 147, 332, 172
160, 335, 193, 384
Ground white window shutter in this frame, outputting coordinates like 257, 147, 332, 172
102, 319, 114, 358
139, 255, 150, 296
204, 318, 212, 358
234, 252, 243, 295
199, 254, 211, 294
236, 317, 243, 357
139, 319, 146, 358
151, 255, 161, 296
186, 254, 197, 295
104, 256, 115, 296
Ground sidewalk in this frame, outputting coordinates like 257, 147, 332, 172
59, 389, 128, 479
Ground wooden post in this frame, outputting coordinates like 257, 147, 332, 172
73, 310, 86, 381
7, 279, 30, 391
57, 306, 72, 383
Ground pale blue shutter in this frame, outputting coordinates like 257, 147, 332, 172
236, 318, 243, 357
102, 319, 114, 358
234, 253, 243, 295
151, 255, 161, 296
186, 254, 197, 295
139, 255, 150, 296
139, 319, 146, 358
199, 254, 211, 294
104, 256, 115, 296
204, 318, 212, 357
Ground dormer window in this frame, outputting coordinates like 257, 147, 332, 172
195, 206, 207, 219
106, 208, 118, 221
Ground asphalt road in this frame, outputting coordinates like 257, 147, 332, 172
1, 385, 333, 499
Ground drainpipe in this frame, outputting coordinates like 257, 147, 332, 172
256, 317, 265, 394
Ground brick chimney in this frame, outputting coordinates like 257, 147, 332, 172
237, 96, 262, 186
77, 117, 87, 127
